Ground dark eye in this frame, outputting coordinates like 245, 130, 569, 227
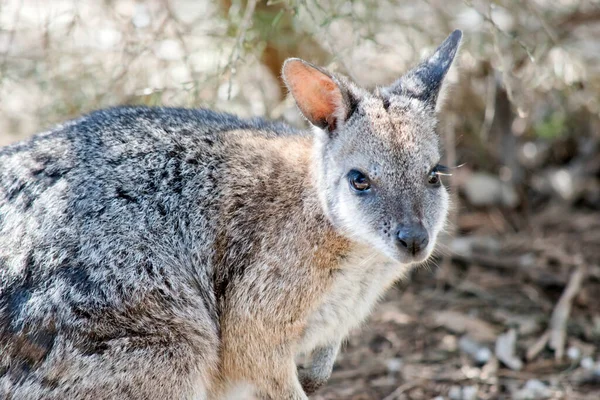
348, 170, 371, 192
427, 170, 440, 186
428, 165, 448, 186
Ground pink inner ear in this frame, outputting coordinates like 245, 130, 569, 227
283, 60, 342, 128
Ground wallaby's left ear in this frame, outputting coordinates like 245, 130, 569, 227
384, 30, 462, 111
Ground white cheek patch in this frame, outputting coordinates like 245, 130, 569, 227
336, 189, 372, 240
334, 187, 395, 258
427, 187, 450, 252
438, 189, 451, 233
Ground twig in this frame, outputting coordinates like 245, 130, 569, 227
525, 1, 558, 45
463, 0, 531, 117
451, 248, 534, 271
163, 0, 196, 97
226, 0, 258, 100
382, 380, 423, 400
479, 73, 497, 141
0, 0, 24, 80
329, 360, 387, 381
495, 328, 523, 371
526, 330, 550, 361
300, 0, 358, 82
548, 262, 587, 360
557, 9, 600, 32
462, 0, 535, 63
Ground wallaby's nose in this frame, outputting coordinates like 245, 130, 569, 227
396, 224, 429, 256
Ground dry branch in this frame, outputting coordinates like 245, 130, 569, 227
548, 262, 587, 360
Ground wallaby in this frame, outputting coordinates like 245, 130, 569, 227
0, 30, 462, 399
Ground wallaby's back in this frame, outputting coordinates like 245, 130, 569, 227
0, 106, 301, 399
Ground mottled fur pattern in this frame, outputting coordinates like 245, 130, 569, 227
0, 31, 462, 399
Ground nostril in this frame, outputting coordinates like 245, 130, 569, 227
396, 229, 414, 250
396, 225, 429, 255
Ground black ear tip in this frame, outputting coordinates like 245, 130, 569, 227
434, 29, 462, 60
450, 29, 463, 41
444, 29, 463, 49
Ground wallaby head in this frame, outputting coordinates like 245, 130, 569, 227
283, 30, 462, 264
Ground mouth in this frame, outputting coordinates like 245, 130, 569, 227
392, 245, 434, 265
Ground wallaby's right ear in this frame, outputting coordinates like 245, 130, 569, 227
282, 58, 350, 132
383, 30, 462, 111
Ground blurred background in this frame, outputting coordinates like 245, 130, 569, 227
1, 0, 599, 398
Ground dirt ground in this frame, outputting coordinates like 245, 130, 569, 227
312, 207, 600, 400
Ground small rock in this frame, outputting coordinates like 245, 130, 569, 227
514, 379, 551, 400
441, 334, 458, 352
580, 356, 594, 370
519, 141, 550, 168
385, 357, 403, 373
459, 336, 491, 365
448, 386, 478, 400
432, 396, 445, 400
475, 347, 493, 365
462, 386, 478, 400
448, 386, 462, 400
548, 168, 576, 201
463, 172, 519, 207
567, 346, 581, 361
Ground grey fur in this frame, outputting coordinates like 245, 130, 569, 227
0, 31, 462, 399
298, 342, 340, 395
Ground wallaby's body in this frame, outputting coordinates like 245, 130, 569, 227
0, 31, 462, 399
